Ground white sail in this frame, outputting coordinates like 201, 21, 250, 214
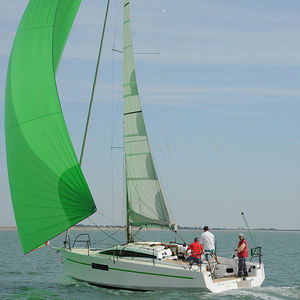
123, 0, 171, 228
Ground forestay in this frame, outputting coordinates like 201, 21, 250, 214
123, 0, 171, 228
5, 0, 96, 254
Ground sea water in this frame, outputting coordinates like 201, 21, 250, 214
1, 229, 299, 300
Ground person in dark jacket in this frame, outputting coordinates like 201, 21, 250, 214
235, 233, 248, 277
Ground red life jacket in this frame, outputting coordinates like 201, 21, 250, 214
237, 238, 248, 258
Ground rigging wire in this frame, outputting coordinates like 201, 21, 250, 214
79, 0, 111, 166
110, 32, 115, 228
110, 0, 123, 228
110, 0, 117, 228
110, 148, 115, 227
241, 211, 257, 248
65, 0, 110, 244
95, 209, 117, 225
87, 211, 123, 244
175, 230, 187, 245
132, 233, 146, 243
91, 226, 124, 246
140, 1, 175, 221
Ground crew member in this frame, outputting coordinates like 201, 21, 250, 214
200, 225, 218, 262
236, 233, 248, 277
185, 237, 204, 266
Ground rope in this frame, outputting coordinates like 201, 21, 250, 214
175, 231, 187, 245
95, 210, 117, 225
87, 214, 123, 244
241, 211, 257, 248
133, 234, 146, 243
91, 226, 124, 246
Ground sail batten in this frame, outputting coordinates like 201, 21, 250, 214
5, 0, 96, 254
123, 0, 172, 229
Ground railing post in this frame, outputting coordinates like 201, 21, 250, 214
153, 249, 155, 266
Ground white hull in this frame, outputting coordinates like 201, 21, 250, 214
56, 244, 265, 293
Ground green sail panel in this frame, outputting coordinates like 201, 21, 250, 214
123, 1, 171, 228
5, 0, 96, 254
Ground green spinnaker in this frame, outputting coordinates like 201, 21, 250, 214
123, 0, 171, 228
5, 0, 96, 254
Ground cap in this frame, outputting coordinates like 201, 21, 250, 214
238, 233, 244, 237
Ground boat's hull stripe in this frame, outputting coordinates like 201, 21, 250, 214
66, 258, 194, 279
109, 267, 194, 279
67, 258, 90, 266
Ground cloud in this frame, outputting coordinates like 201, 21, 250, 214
2, 0, 300, 66
56, 77, 300, 107
40, 0, 300, 68
3, 0, 299, 68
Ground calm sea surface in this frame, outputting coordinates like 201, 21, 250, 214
1, 229, 299, 299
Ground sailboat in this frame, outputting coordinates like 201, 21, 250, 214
5, 0, 265, 293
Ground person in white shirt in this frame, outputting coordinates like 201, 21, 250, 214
200, 226, 219, 262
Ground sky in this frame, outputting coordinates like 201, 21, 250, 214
0, 0, 300, 229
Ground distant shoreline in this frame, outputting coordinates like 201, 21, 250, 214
1, 226, 299, 232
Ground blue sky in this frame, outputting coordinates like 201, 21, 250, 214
0, 0, 300, 229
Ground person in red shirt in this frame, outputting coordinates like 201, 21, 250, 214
235, 233, 248, 277
185, 237, 204, 265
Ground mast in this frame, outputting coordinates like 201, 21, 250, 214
125, 180, 133, 243
123, 0, 132, 244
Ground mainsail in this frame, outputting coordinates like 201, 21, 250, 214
123, 0, 172, 228
5, 0, 96, 254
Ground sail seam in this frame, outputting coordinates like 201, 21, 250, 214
123, 94, 137, 98
124, 110, 142, 115
127, 177, 158, 181
16, 25, 53, 36
5, 111, 61, 132
125, 152, 148, 157
124, 139, 148, 144
123, 44, 132, 50
126, 160, 161, 217
124, 133, 146, 138
123, 82, 136, 87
